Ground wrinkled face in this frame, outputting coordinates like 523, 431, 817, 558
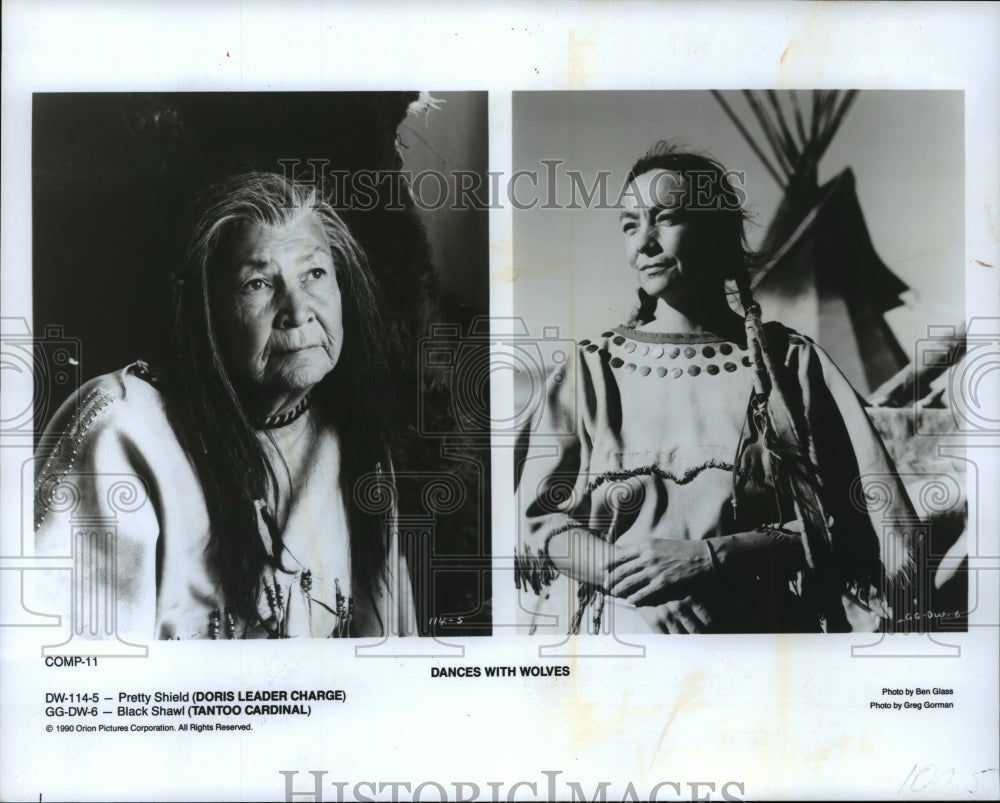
213, 212, 343, 403
620, 168, 718, 305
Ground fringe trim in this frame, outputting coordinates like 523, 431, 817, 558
514, 521, 581, 595
518, 463, 752, 597
571, 584, 601, 635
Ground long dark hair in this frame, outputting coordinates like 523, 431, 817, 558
168, 172, 397, 626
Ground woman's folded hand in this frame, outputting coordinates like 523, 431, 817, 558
603, 522, 807, 608
604, 538, 714, 606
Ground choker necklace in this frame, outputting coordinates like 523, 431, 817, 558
257, 394, 312, 429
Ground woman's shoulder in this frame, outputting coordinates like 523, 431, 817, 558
39, 361, 169, 446
577, 327, 622, 345
763, 321, 813, 348
572, 328, 624, 372
762, 321, 838, 368
34, 362, 175, 530
761, 321, 868, 409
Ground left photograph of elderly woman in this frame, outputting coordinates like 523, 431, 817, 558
29, 93, 491, 640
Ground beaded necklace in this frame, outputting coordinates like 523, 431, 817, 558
256, 394, 312, 429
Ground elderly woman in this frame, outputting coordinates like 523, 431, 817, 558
34, 172, 415, 639
516, 144, 920, 634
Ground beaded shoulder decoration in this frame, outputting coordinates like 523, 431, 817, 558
34, 386, 117, 530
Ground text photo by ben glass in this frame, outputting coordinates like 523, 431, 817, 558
507, 88, 998, 798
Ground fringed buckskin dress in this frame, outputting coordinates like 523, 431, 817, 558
515, 323, 919, 634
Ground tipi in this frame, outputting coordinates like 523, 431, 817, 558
713, 90, 910, 393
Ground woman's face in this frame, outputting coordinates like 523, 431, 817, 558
213, 211, 344, 409
621, 168, 719, 305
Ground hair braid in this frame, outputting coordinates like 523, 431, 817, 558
735, 269, 854, 628
735, 269, 771, 401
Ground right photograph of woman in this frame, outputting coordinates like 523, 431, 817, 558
513, 91, 966, 635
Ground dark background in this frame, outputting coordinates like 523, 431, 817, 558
32, 91, 492, 635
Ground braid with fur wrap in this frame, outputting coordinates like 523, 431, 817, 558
735, 271, 851, 631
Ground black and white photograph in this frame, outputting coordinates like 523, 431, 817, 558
512, 90, 967, 636
1, 3, 998, 802
24, 91, 492, 642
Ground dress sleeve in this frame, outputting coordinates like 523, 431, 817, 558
32, 375, 160, 642
514, 346, 597, 593
783, 334, 921, 631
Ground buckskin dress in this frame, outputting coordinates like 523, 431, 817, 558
32, 362, 415, 640
515, 323, 920, 634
